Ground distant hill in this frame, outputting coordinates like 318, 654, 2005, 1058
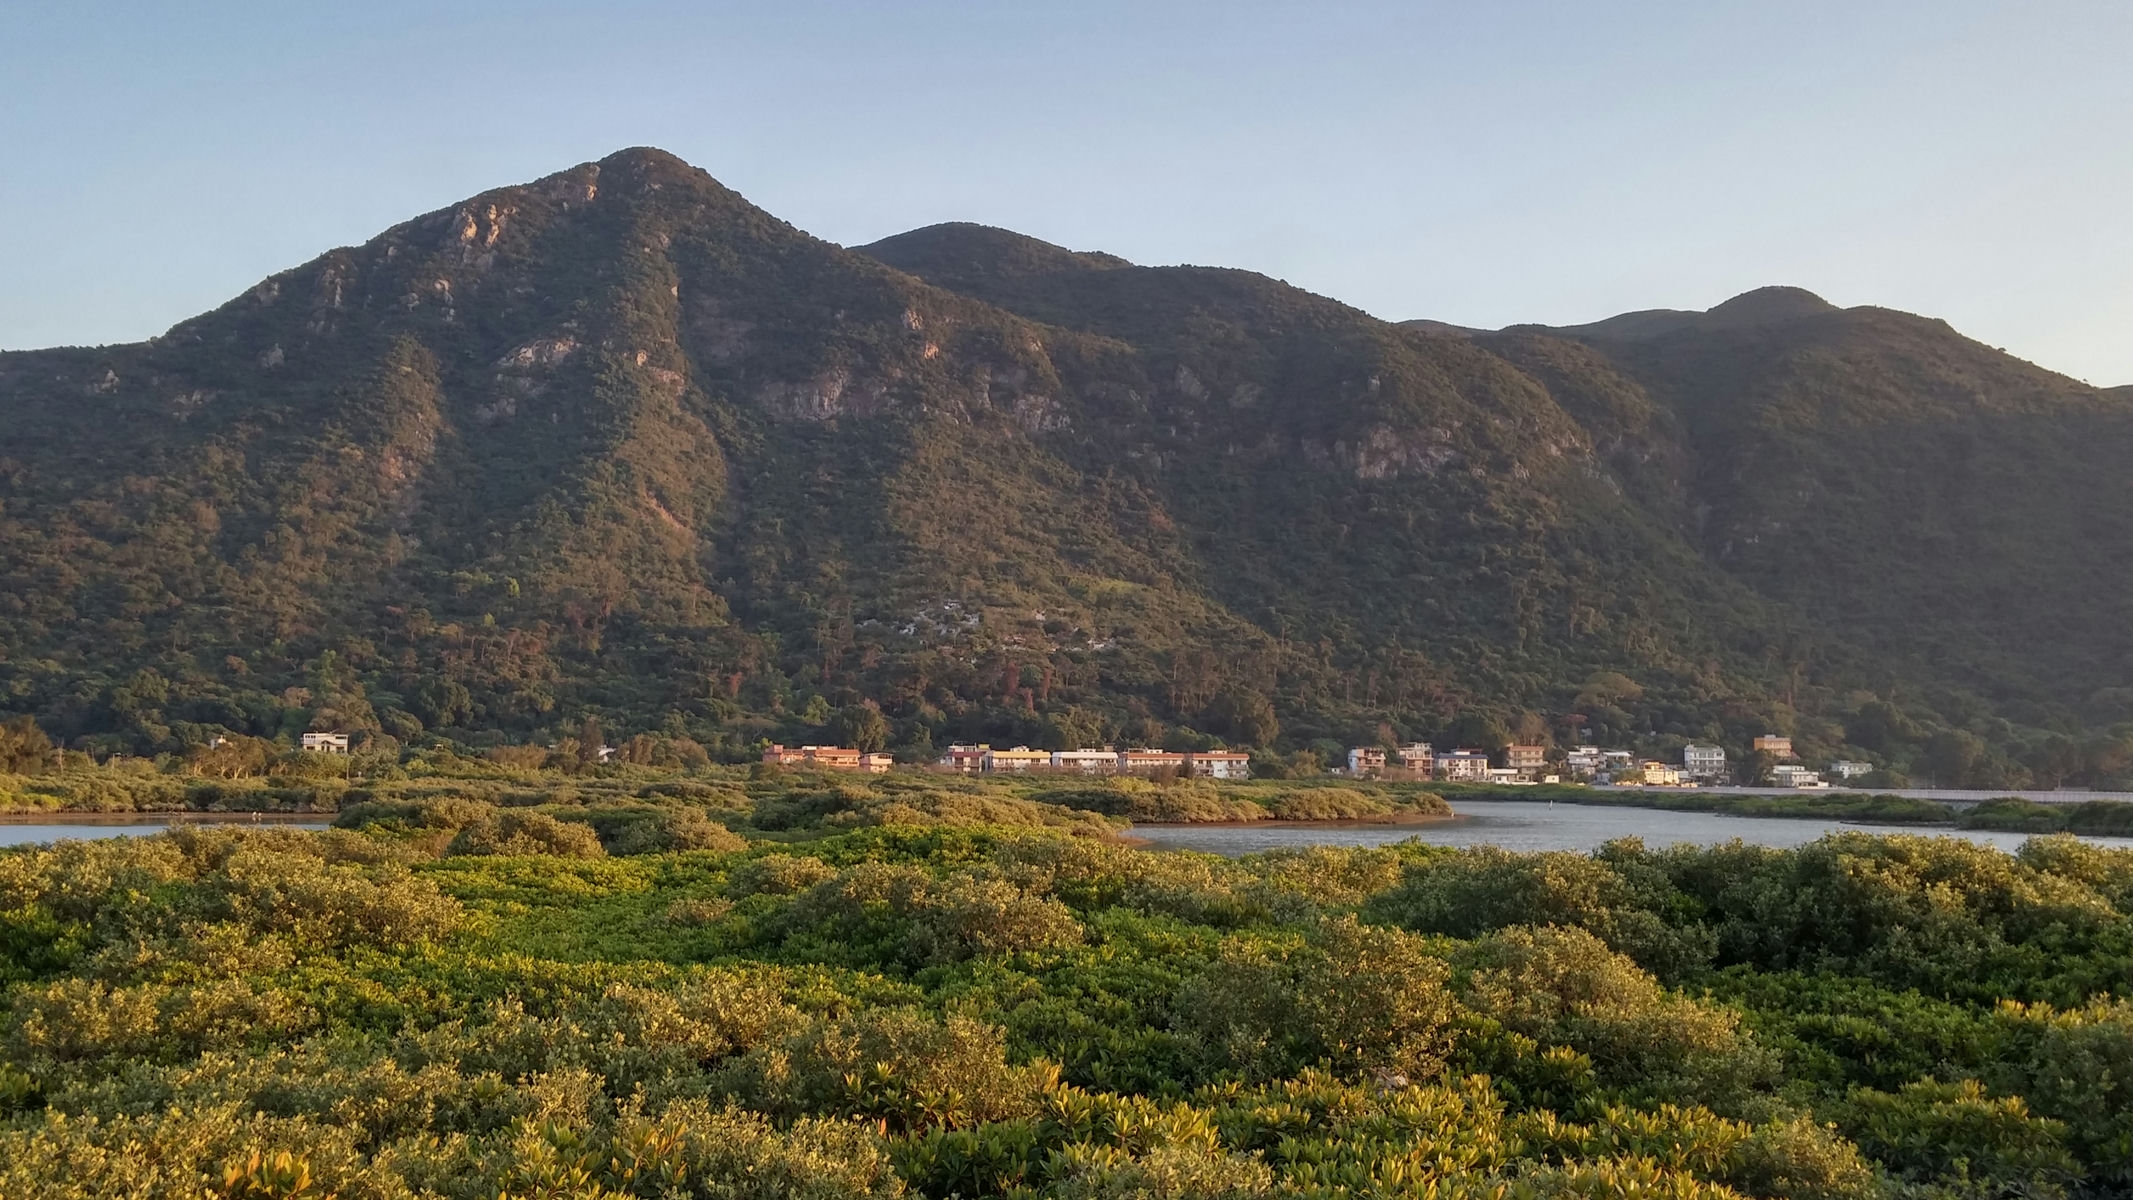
3, 148, 2130, 785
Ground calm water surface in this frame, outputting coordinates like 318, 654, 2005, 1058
1130, 800, 2133, 856
0, 816, 331, 847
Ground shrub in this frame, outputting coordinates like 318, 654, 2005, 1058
445, 810, 606, 858
1179, 917, 1457, 1083
715, 1009, 1053, 1130
1454, 925, 1774, 1111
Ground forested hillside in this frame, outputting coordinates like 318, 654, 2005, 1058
3, 148, 2130, 784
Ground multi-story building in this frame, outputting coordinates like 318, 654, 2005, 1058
984, 746, 1052, 773
859, 752, 896, 774
1186, 751, 1252, 779
1564, 746, 1604, 776
1347, 746, 1388, 776
1392, 743, 1435, 772
1629, 758, 1680, 788
300, 732, 349, 754
1484, 767, 1523, 785
1772, 764, 1824, 788
1434, 749, 1491, 781
937, 744, 989, 773
1120, 748, 1189, 775
1828, 760, 1872, 780
1634, 760, 1684, 786
1505, 745, 1547, 779
1051, 749, 1120, 775
1682, 744, 1727, 780
1752, 734, 1795, 759
763, 744, 860, 769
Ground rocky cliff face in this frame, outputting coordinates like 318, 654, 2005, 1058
3, 148, 2130, 772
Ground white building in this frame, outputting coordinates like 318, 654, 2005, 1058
1564, 746, 1603, 775
1828, 760, 1872, 780
1435, 749, 1490, 781
299, 732, 349, 755
1187, 751, 1252, 780
1772, 764, 1825, 788
1682, 744, 1727, 780
937, 744, 989, 773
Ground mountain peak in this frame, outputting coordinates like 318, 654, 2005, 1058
1519, 285, 1840, 341
1704, 285, 1836, 325
855, 223, 1131, 290
597, 145, 691, 171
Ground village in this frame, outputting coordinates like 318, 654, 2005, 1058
760, 743, 1254, 778
744, 733, 1871, 787
1338, 734, 1871, 788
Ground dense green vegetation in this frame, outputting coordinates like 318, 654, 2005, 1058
5, 149, 2133, 788
0, 745, 1453, 828
1958, 797, 2133, 837
4, 762, 2132, 1198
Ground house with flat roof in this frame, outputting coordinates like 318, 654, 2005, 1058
859, 752, 895, 774
1682, 744, 1727, 780
1121, 748, 1189, 775
1753, 735, 1795, 758
1052, 749, 1120, 775
1347, 747, 1387, 776
1505, 745, 1547, 779
937, 744, 989, 773
1635, 760, 1683, 786
1186, 751, 1251, 779
300, 732, 349, 755
1828, 760, 1872, 780
984, 746, 1052, 773
763, 744, 861, 769
1392, 743, 1434, 772
1772, 764, 1824, 788
1434, 749, 1490, 781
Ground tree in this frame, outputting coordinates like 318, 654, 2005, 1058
1738, 749, 1776, 785
1847, 699, 1920, 753
1922, 730, 1986, 787
829, 704, 888, 753
415, 679, 474, 729
1204, 686, 1280, 748
1443, 712, 1511, 753
0, 715, 53, 773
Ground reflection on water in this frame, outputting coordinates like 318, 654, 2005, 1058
1128, 800, 2133, 857
0, 817, 331, 847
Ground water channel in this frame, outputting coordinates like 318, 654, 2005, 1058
7, 801, 2131, 856
0, 815, 331, 847
1129, 799, 2133, 856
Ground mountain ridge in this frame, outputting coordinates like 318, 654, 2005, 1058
4, 146, 2131, 786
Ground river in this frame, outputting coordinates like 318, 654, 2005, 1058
0, 815, 332, 847
1129, 799, 2133, 856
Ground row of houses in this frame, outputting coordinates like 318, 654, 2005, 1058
1342, 735, 1851, 787
1346, 743, 1551, 783
939, 744, 1253, 779
762, 744, 897, 773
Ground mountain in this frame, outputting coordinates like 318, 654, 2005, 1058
3, 149, 2129, 784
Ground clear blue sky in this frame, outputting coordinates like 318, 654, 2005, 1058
6, 1, 2129, 383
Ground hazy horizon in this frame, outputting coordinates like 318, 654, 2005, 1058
6, 1, 2129, 384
